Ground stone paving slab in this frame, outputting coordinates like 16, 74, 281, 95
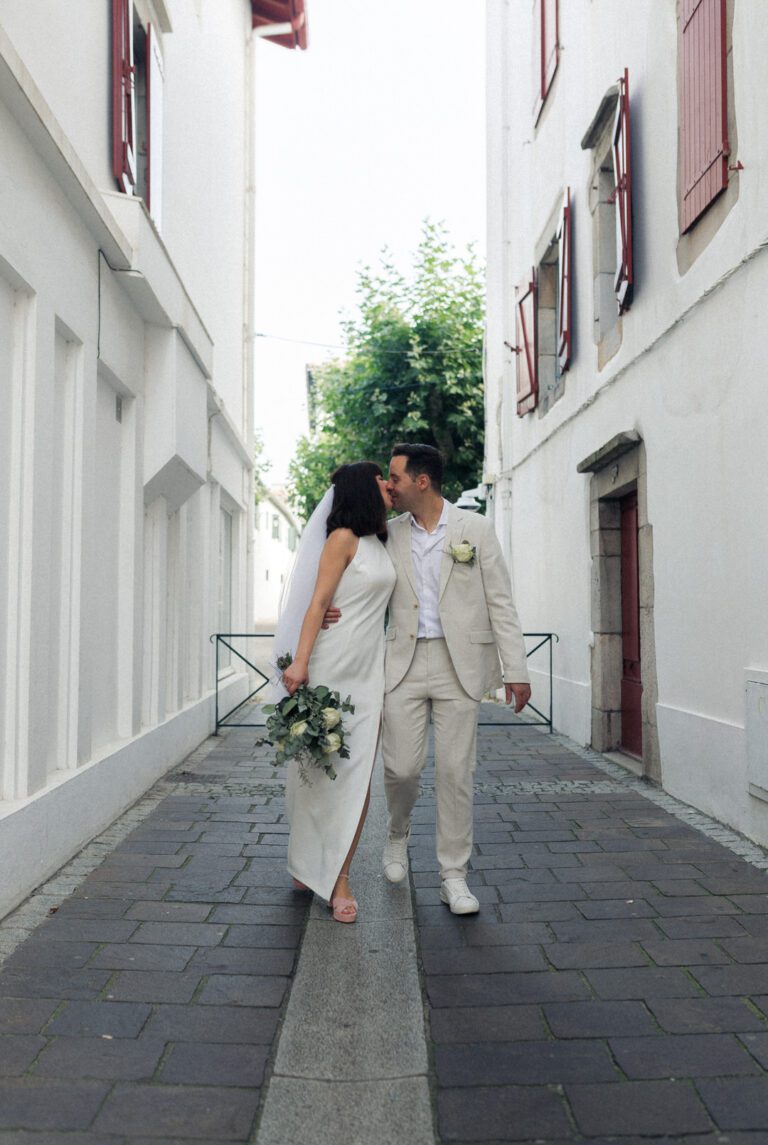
257, 769, 434, 1143
5, 707, 768, 1142
0, 725, 309, 1144
415, 716, 768, 1143
255, 1076, 434, 1145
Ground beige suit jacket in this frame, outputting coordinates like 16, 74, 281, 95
384, 503, 530, 701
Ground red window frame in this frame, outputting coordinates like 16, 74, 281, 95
557, 187, 572, 373
251, 0, 308, 50
680, 0, 729, 232
532, 0, 559, 124
613, 69, 633, 314
112, 0, 136, 194
146, 21, 154, 213
515, 270, 538, 416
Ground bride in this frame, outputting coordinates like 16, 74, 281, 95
272, 462, 395, 923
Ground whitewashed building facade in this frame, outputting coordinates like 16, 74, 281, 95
0, 0, 307, 917
254, 488, 300, 630
486, 1, 768, 842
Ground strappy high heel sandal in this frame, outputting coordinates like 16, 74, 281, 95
330, 873, 357, 923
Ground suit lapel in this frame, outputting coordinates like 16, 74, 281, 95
439, 504, 466, 602
393, 515, 418, 596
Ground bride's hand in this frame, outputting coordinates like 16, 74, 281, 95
283, 660, 309, 696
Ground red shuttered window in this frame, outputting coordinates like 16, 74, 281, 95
112, 0, 136, 194
613, 69, 633, 313
557, 188, 572, 372
515, 271, 538, 416
679, 0, 729, 232
532, 0, 559, 124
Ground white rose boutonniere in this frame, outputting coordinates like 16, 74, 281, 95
448, 541, 477, 567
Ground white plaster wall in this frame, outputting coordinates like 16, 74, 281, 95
487, 0, 768, 841
211, 416, 249, 511
483, 0, 507, 489
0, 673, 246, 921
0, 0, 114, 192
0, 4, 255, 916
0, 0, 252, 437
162, 0, 250, 434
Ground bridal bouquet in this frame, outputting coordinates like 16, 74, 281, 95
263, 654, 355, 784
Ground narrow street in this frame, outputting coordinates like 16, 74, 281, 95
2, 710, 768, 1143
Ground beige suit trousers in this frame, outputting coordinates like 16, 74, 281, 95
382, 637, 479, 880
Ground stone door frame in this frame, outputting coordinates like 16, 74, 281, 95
578, 433, 660, 782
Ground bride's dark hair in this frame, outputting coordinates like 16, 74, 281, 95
326, 462, 388, 542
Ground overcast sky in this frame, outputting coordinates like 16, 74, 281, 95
253, 0, 486, 485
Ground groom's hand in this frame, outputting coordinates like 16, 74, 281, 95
321, 606, 342, 630
505, 683, 531, 713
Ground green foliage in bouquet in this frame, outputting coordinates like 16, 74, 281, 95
263, 655, 355, 783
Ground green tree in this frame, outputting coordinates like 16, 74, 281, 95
288, 221, 485, 519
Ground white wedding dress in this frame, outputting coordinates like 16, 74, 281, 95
286, 534, 396, 901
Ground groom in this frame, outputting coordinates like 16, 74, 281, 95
380, 444, 530, 914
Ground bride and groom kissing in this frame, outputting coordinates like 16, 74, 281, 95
273, 442, 531, 923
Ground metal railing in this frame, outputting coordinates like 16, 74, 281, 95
478, 632, 559, 732
211, 631, 558, 733
210, 633, 275, 730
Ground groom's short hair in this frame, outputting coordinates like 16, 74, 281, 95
391, 443, 444, 490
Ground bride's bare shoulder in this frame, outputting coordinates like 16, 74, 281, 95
324, 527, 357, 552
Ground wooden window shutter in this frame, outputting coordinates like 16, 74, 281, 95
543, 0, 559, 95
680, 0, 729, 232
147, 23, 164, 223
112, 0, 136, 194
557, 187, 572, 372
613, 68, 633, 313
515, 270, 538, 416
533, 0, 559, 124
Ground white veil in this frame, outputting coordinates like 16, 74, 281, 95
270, 486, 335, 698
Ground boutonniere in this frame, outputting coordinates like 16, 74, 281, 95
447, 541, 477, 567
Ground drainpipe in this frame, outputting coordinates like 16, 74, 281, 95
244, 24, 257, 636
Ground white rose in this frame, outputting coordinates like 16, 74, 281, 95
452, 543, 475, 563
321, 707, 341, 730
321, 732, 342, 756
276, 740, 286, 752
290, 721, 308, 738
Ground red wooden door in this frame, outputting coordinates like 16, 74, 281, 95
620, 493, 642, 757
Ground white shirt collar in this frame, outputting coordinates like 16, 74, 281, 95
410, 499, 449, 535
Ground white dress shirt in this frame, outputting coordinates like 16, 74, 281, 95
410, 499, 449, 638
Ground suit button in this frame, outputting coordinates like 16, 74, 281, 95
410, 634, 415, 640
413, 604, 418, 609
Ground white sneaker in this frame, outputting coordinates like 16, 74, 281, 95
383, 830, 410, 883
440, 878, 480, 915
